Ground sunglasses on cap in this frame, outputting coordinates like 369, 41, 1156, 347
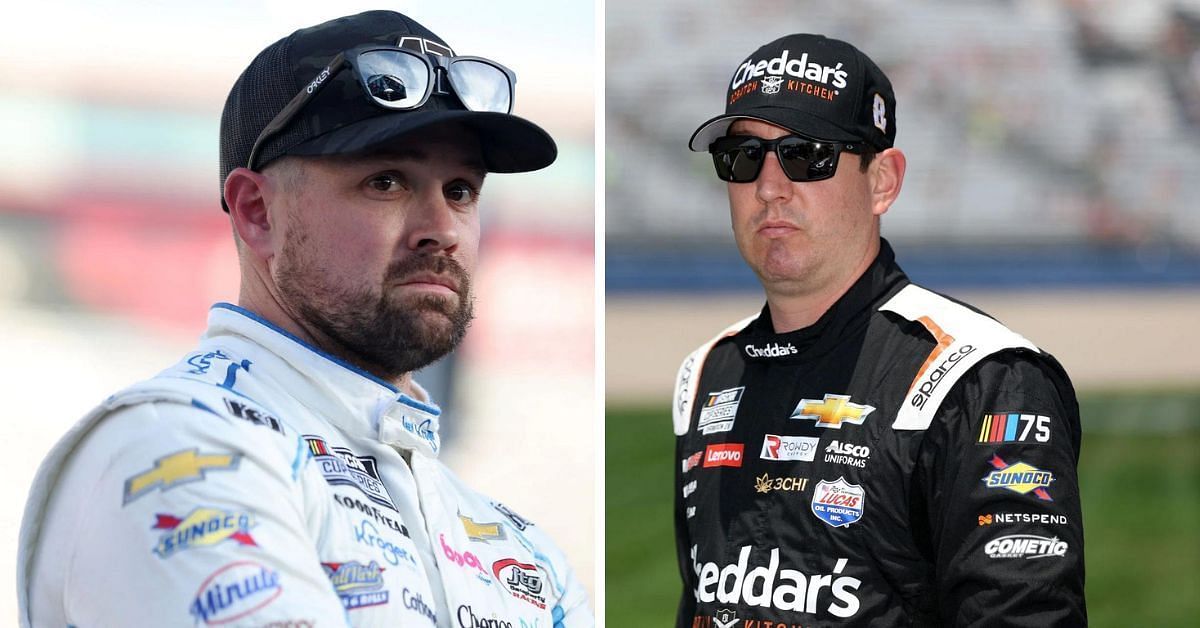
708, 134, 864, 183
247, 44, 517, 171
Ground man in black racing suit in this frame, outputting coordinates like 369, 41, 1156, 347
673, 33, 1085, 627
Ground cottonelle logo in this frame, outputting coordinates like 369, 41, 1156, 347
909, 345, 976, 410
744, 342, 798, 358
731, 50, 850, 91
690, 545, 861, 618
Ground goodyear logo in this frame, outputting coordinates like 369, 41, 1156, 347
790, 394, 874, 429
124, 449, 241, 505
152, 507, 257, 558
982, 455, 1053, 501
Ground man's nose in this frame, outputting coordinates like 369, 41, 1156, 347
407, 192, 460, 252
755, 151, 793, 204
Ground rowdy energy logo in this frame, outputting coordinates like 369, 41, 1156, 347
124, 449, 241, 505
982, 455, 1054, 501
811, 478, 865, 528
152, 508, 257, 558
304, 436, 397, 511
790, 394, 874, 429
698, 387, 744, 435
492, 558, 546, 609
760, 434, 819, 462
322, 560, 389, 610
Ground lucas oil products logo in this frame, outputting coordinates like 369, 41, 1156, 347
824, 440, 869, 468
698, 387, 744, 435
152, 507, 257, 558
703, 443, 744, 468
811, 478, 865, 528
690, 545, 861, 618
760, 434, 818, 462
744, 342, 798, 358
984, 534, 1068, 559
982, 455, 1054, 501
305, 436, 398, 511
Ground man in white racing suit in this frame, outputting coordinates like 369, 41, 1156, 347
17, 10, 591, 628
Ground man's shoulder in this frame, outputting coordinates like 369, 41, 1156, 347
671, 312, 759, 436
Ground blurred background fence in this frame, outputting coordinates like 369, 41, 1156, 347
606, 1, 1200, 626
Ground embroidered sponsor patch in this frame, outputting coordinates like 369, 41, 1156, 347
977, 413, 1050, 444
753, 473, 808, 493
189, 561, 282, 625
493, 558, 547, 609
322, 560, 389, 610
703, 443, 744, 468
697, 387, 744, 434
790, 394, 874, 429
152, 507, 257, 558
811, 477, 865, 528
984, 534, 1068, 559
305, 435, 397, 511
124, 449, 241, 505
760, 434, 819, 462
460, 513, 506, 542
982, 455, 1054, 501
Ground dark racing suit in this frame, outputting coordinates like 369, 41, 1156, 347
673, 242, 1085, 627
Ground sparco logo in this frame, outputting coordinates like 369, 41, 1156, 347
691, 545, 861, 618
744, 342, 798, 358
910, 345, 976, 409
984, 534, 1068, 559
457, 604, 511, 628
731, 49, 849, 91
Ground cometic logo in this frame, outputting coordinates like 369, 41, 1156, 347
731, 49, 850, 91
909, 345, 976, 410
984, 534, 1068, 559
704, 443, 744, 468
690, 545, 861, 618
744, 342, 798, 358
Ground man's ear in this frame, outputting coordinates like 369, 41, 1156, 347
224, 167, 277, 261
869, 147, 906, 217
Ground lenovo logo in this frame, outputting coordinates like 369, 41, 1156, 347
703, 443, 744, 468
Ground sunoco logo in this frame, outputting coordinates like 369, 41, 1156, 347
909, 344, 976, 409
984, 534, 1068, 559
690, 545, 861, 617
731, 49, 850, 91
744, 342, 798, 358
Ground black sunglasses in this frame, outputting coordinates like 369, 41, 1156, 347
708, 134, 863, 183
247, 45, 517, 171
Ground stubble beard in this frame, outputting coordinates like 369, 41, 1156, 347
275, 225, 474, 381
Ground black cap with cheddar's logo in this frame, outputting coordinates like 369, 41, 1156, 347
688, 34, 896, 152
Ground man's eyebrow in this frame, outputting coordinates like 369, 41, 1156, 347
354, 150, 488, 178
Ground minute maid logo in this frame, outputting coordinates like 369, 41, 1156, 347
729, 49, 849, 106
152, 507, 257, 558
982, 455, 1054, 501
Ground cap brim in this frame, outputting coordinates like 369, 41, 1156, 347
288, 109, 557, 173
688, 106, 863, 152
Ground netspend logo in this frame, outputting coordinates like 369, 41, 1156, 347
731, 50, 849, 91
690, 545, 861, 618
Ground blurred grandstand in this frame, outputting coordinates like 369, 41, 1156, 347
606, 1, 1200, 626
0, 0, 595, 618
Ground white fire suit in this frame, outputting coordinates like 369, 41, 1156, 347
18, 303, 592, 628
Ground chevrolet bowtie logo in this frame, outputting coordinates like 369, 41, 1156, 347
790, 394, 875, 428
459, 513, 505, 542
123, 449, 241, 505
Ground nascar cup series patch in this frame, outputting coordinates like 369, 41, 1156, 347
811, 477, 865, 528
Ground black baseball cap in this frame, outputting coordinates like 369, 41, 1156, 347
688, 34, 896, 152
219, 10, 557, 210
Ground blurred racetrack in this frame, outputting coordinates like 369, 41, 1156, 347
606, 0, 1200, 626
0, 0, 595, 621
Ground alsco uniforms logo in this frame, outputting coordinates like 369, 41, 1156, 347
982, 455, 1054, 501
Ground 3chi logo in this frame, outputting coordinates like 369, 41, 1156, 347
761, 76, 784, 95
